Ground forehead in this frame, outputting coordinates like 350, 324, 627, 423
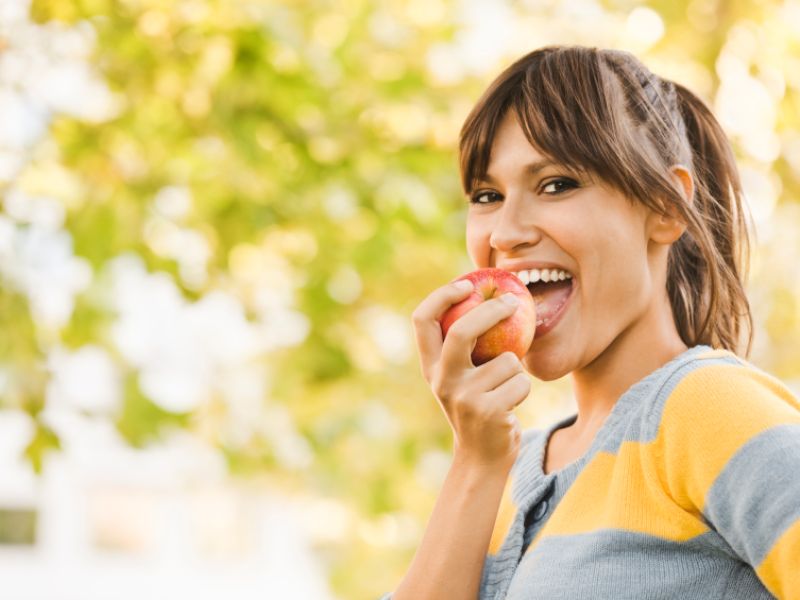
491, 111, 539, 155
478, 112, 556, 182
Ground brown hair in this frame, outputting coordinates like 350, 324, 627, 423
459, 45, 755, 358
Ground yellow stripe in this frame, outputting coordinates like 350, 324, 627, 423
696, 348, 740, 361
525, 443, 709, 555
488, 472, 517, 555
756, 517, 800, 599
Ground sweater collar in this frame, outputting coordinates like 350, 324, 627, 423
511, 343, 715, 508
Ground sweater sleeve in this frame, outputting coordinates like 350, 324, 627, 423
657, 362, 800, 599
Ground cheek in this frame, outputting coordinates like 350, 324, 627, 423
580, 229, 648, 312
595, 249, 650, 314
465, 218, 491, 263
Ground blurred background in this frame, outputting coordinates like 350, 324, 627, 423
0, 0, 798, 598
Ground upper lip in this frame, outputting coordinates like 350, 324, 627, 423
497, 261, 574, 275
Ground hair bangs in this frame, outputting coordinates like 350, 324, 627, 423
459, 89, 514, 195
459, 47, 648, 203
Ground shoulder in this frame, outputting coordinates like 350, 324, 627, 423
652, 349, 800, 526
653, 351, 800, 479
658, 349, 800, 430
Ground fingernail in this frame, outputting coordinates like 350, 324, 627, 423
455, 280, 473, 291
501, 292, 519, 306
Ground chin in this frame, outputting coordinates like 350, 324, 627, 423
522, 349, 571, 381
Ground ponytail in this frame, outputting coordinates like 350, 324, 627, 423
668, 82, 755, 357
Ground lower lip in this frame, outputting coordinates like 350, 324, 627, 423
531, 280, 576, 339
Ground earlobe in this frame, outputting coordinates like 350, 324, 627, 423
650, 213, 687, 245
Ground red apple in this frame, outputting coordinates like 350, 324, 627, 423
439, 268, 537, 366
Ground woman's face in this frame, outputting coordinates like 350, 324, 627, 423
465, 110, 667, 380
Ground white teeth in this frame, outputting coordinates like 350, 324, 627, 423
511, 268, 573, 283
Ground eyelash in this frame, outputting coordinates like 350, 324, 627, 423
469, 177, 579, 205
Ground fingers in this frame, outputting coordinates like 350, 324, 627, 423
482, 371, 532, 413
473, 351, 524, 392
440, 295, 519, 371
411, 279, 474, 381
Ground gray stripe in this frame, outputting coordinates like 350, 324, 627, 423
703, 422, 800, 566
505, 529, 775, 600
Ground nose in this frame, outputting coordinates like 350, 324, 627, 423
489, 195, 541, 252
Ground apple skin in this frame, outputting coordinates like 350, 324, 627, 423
439, 268, 537, 366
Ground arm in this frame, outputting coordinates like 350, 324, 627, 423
386, 280, 533, 599
391, 452, 513, 600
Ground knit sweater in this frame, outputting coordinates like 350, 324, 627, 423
380, 344, 800, 599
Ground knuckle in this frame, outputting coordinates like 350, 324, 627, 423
490, 352, 519, 374
460, 399, 486, 420
496, 296, 516, 309
450, 398, 470, 419
432, 373, 455, 402
453, 394, 479, 416
450, 392, 468, 409
431, 376, 447, 399
515, 372, 531, 390
446, 323, 469, 343
501, 351, 520, 369
479, 402, 500, 422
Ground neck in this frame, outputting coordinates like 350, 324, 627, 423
568, 296, 689, 440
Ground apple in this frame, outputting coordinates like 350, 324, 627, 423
439, 268, 537, 366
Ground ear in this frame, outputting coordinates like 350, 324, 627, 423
671, 164, 694, 206
647, 165, 693, 245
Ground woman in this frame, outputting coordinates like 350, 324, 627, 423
381, 46, 800, 599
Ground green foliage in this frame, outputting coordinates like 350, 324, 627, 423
23, 421, 62, 475
116, 373, 192, 448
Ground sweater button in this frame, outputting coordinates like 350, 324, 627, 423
532, 499, 549, 521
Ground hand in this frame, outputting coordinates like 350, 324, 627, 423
411, 280, 531, 468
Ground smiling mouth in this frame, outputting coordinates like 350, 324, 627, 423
527, 278, 574, 327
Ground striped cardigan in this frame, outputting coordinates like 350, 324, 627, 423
381, 344, 800, 599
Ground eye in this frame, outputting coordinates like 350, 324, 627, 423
469, 190, 502, 205
541, 177, 578, 195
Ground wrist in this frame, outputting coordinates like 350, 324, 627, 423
451, 447, 516, 478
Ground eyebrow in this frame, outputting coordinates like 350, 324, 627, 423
476, 159, 557, 185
